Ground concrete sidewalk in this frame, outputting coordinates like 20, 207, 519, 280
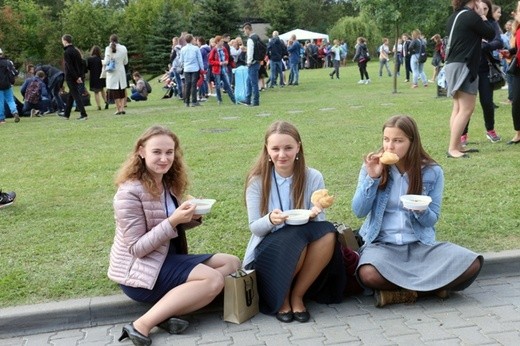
0, 250, 519, 343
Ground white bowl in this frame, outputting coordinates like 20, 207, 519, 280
283, 209, 312, 226
400, 195, 432, 211
190, 199, 216, 215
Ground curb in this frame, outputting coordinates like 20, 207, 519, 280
1, 250, 519, 339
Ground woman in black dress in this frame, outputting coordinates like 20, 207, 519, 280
86, 45, 108, 110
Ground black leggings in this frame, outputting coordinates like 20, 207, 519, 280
358, 61, 369, 80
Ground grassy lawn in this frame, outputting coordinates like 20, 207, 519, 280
1, 63, 519, 308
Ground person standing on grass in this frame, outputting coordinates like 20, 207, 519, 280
104, 34, 128, 115
61, 34, 88, 120
378, 38, 393, 78
179, 34, 204, 107
353, 37, 371, 84
502, 1, 520, 145
287, 34, 301, 85
0, 48, 20, 124
460, 0, 503, 146
86, 45, 108, 110
208, 35, 236, 105
108, 125, 240, 346
444, 0, 495, 158
242, 22, 261, 106
353, 115, 483, 308
329, 39, 342, 79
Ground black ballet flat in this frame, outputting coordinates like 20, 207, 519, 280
461, 148, 479, 153
507, 139, 520, 145
293, 310, 310, 323
446, 152, 469, 159
157, 317, 189, 334
275, 311, 294, 323
118, 323, 151, 346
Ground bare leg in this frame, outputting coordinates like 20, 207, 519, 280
358, 264, 399, 290
94, 91, 102, 109
132, 264, 226, 336
290, 232, 335, 312
202, 253, 241, 276
449, 91, 477, 157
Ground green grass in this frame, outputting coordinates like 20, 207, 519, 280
1, 63, 519, 308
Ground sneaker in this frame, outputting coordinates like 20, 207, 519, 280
460, 134, 468, 147
411, 84, 418, 88
374, 289, 418, 308
14, 113, 20, 123
486, 130, 501, 143
357, 80, 365, 84
0, 190, 16, 208
365, 79, 371, 84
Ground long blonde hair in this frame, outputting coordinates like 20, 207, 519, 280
245, 121, 306, 215
115, 125, 189, 197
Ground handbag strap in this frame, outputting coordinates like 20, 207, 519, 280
445, 9, 469, 61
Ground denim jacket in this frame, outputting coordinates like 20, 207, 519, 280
352, 164, 444, 246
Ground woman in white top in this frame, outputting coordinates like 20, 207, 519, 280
104, 34, 128, 115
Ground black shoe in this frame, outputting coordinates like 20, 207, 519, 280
104, 103, 109, 110
275, 311, 293, 323
118, 323, 151, 346
13, 113, 20, 123
0, 190, 16, 208
293, 311, 310, 323
446, 151, 469, 159
157, 317, 189, 334
77, 116, 88, 120
507, 139, 520, 145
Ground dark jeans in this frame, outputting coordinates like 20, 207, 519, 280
405, 56, 412, 80
184, 71, 199, 105
245, 62, 260, 106
464, 70, 496, 135
64, 79, 87, 118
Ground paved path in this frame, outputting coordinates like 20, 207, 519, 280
0, 251, 519, 345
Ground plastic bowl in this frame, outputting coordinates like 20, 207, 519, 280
400, 195, 432, 211
190, 199, 216, 215
283, 209, 312, 226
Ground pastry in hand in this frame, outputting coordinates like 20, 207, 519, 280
379, 152, 399, 165
311, 189, 335, 208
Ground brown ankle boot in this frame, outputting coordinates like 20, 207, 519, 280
375, 289, 418, 307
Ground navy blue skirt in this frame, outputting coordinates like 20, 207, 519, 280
250, 221, 343, 315
121, 252, 213, 304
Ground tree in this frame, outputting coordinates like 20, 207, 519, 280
354, 0, 451, 93
191, 0, 241, 39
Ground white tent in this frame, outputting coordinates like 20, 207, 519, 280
278, 29, 329, 43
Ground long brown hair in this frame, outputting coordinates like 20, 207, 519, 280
110, 34, 118, 53
115, 125, 189, 198
378, 115, 437, 194
245, 121, 306, 215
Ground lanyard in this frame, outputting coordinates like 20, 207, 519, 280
272, 168, 285, 211
164, 183, 178, 216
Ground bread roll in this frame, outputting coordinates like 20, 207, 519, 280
311, 189, 335, 208
379, 152, 399, 165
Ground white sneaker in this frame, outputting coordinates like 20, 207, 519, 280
365, 79, 371, 84
357, 80, 365, 84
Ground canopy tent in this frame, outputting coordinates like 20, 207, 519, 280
278, 29, 329, 43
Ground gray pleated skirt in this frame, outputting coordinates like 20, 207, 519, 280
249, 221, 336, 315
356, 241, 483, 292
445, 62, 478, 96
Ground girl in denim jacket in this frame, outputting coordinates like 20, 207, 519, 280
352, 115, 483, 307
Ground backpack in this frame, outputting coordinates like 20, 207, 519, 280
419, 41, 427, 64
145, 80, 152, 93
26, 79, 41, 104
252, 34, 267, 62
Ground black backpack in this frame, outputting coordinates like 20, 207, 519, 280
419, 42, 427, 64
252, 34, 267, 62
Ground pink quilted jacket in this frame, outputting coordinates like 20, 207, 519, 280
107, 180, 199, 289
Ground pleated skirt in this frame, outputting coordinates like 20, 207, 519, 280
356, 241, 482, 292
250, 221, 336, 315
